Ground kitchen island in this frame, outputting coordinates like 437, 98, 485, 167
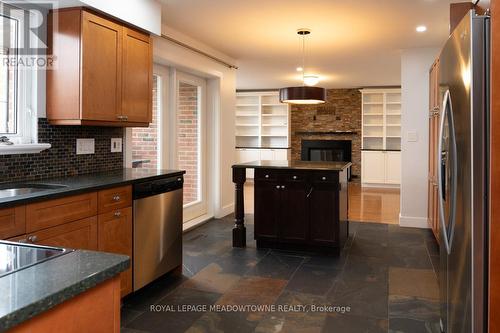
232, 160, 351, 253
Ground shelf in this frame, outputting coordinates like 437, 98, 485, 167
363, 124, 383, 127
262, 113, 287, 117
386, 124, 401, 126
387, 136, 401, 138
262, 124, 287, 127
261, 134, 287, 137
236, 124, 259, 127
236, 113, 259, 117
363, 113, 384, 116
386, 102, 401, 105
262, 103, 286, 107
236, 134, 259, 137
387, 113, 401, 116
363, 102, 383, 105
363, 135, 383, 138
237, 103, 259, 107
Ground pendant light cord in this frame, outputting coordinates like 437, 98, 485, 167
302, 34, 306, 86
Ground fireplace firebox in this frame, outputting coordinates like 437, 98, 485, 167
301, 140, 352, 180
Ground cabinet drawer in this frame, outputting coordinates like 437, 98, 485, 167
282, 170, 307, 182
27, 216, 98, 251
255, 169, 279, 181
26, 193, 98, 233
98, 186, 132, 213
0, 206, 26, 239
313, 172, 338, 184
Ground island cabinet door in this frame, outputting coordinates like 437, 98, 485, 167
309, 182, 339, 245
254, 181, 280, 240
278, 180, 309, 242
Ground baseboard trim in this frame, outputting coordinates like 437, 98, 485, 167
361, 183, 400, 189
183, 214, 214, 233
215, 203, 234, 219
399, 214, 429, 229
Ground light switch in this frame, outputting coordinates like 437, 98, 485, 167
111, 138, 122, 153
407, 131, 418, 142
76, 139, 95, 155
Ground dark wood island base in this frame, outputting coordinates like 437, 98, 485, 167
232, 160, 351, 254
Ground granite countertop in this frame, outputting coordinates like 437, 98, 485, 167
0, 249, 129, 331
0, 168, 185, 208
232, 160, 352, 171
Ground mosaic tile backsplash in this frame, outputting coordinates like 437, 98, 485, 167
0, 118, 124, 182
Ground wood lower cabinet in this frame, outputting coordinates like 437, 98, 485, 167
27, 217, 98, 251
47, 8, 152, 127
254, 168, 348, 252
0, 206, 25, 239
98, 207, 133, 297
2, 185, 134, 298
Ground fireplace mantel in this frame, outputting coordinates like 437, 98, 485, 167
295, 131, 357, 135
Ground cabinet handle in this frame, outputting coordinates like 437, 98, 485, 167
122, 115, 128, 121
322, 176, 327, 181
112, 195, 121, 202
306, 187, 314, 198
265, 174, 270, 178
28, 235, 38, 243
281, 185, 285, 189
293, 175, 297, 180
114, 211, 122, 218
276, 185, 280, 189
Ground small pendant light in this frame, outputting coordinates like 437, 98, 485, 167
279, 29, 326, 105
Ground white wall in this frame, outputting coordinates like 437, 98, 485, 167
400, 48, 439, 228
56, 0, 161, 34
153, 25, 237, 219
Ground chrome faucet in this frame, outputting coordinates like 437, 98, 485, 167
0, 136, 14, 145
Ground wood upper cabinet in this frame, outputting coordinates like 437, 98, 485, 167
98, 207, 133, 297
47, 8, 152, 127
428, 58, 440, 241
122, 28, 152, 123
81, 11, 122, 122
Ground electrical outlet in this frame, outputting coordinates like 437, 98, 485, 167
111, 138, 122, 153
407, 131, 418, 142
76, 139, 95, 155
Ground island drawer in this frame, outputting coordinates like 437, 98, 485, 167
0, 206, 26, 239
98, 185, 132, 213
26, 193, 98, 233
254, 169, 279, 181
313, 171, 339, 184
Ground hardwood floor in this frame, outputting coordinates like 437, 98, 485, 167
348, 183, 400, 224
244, 181, 400, 225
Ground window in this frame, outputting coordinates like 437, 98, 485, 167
0, 2, 36, 144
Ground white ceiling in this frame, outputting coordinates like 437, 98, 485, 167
160, 0, 478, 89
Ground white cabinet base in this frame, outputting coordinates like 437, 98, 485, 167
361, 150, 401, 187
236, 148, 291, 179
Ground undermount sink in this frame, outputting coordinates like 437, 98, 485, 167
0, 183, 68, 198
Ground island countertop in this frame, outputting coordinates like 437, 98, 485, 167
0, 248, 129, 331
232, 160, 352, 171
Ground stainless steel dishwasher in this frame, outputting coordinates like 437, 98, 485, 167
133, 175, 183, 291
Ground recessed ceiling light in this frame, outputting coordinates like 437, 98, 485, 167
416, 25, 427, 33
303, 75, 320, 86
296, 67, 303, 72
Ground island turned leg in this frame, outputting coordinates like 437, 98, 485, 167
232, 167, 246, 247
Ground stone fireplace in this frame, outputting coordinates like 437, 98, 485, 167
301, 140, 352, 163
291, 89, 362, 180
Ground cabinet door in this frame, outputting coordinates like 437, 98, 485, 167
362, 151, 385, 184
122, 27, 152, 123
309, 182, 338, 244
274, 149, 289, 161
279, 180, 308, 242
385, 151, 401, 184
98, 207, 133, 297
0, 206, 25, 239
260, 149, 274, 160
81, 11, 122, 122
28, 217, 98, 251
254, 181, 280, 240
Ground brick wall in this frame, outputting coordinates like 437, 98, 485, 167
0, 119, 123, 182
291, 89, 362, 180
131, 76, 158, 169
177, 82, 199, 205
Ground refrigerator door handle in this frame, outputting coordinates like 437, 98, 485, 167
438, 89, 457, 255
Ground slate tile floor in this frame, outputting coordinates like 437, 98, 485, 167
122, 216, 441, 333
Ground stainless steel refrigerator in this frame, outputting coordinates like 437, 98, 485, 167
438, 10, 489, 333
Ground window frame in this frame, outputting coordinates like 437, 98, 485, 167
0, 2, 37, 145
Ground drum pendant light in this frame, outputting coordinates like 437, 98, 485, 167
279, 29, 326, 105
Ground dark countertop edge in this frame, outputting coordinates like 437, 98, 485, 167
235, 147, 291, 149
232, 162, 352, 171
0, 170, 186, 209
0, 255, 129, 332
